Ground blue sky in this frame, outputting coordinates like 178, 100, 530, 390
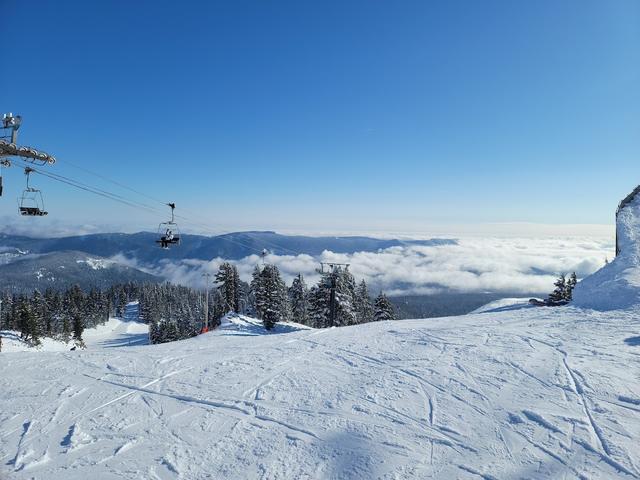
1, 0, 638, 236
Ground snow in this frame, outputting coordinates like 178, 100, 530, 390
1, 303, 639, 479
83, 317, 149, 348
0, 330, 78, 353
1, 311, 148, 353
219, 314, 312, 335
470, 297, 536, 314
573, 190, 640, 310
76, 258, 113, 270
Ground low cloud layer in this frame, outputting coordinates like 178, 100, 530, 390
116, 237, 614, 296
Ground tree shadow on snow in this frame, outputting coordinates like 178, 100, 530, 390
219, 317, 309, 337
624, 336, 640, 346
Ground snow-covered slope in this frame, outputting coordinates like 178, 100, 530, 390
1, 317, 148, 352
1, 305, 639, 479
573, 187, 640, 310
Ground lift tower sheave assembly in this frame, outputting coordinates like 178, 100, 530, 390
0, 112, 56, 199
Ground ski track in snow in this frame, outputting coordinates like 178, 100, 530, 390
1, 307, 639, 479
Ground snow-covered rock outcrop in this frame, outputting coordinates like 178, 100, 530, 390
573, 186, 640, 310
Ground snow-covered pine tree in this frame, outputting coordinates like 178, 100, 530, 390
307, 267, 358, 328
565, 272, 578, 300
354, 279, 374, 324
43, 288, 58, 334
32, 289, 48, 336
18, 297, 40, 345
250, 265, 266, 319
210, 289, 226, 327
548, 274, 567, 302
308, 273, 331, 328
258, 264, 289, 330
0, 292, 13, 330
334, 268, 357, 326
289, 274, 310, 325
215, 263, 240, 314
374, 292, 396, 321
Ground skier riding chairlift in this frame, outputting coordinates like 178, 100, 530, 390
160, 228, 174, 249
155, 202, 180, 249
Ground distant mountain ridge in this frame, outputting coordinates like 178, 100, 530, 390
0, 231, 456, 264
0, 250, 160, 293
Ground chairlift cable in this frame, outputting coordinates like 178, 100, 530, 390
11, 158, 163, 214
53, 157, 167, 207
43, 158, 305, 256
11, 159, 307, 258
20, 164, 161, 215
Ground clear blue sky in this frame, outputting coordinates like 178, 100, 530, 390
1, 0, 638, 236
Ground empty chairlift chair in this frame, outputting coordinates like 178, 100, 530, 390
18, 167, 48, 216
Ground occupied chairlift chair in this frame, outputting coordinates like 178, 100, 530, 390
156, 202, 180, 249
18, 167, 48, 216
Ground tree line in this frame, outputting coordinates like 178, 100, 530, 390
0, 264, 396, 347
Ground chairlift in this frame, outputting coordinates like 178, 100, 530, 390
156, 202, 180, 249
18, 167, 48, 216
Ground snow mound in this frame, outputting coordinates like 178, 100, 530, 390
573, 187, 640, 310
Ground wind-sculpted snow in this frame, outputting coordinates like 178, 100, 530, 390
1, 304, 639, 479
574, 189, 640, 310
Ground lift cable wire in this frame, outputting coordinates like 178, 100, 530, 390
54, 158, 304, 256
12, 159, 306, 259
14, 161, 162, 215
54, 157, 167, 207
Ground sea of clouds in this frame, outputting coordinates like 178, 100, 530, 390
114, 236, 614, 296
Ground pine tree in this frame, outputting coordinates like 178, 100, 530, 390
307, 267, 358, 328
289, 274, 310, 325
216, 263, 240, 314
72, 313, 85, 343
18, 298, 41, 345
334, 268, 358, 326
62, 317, 71, 343
548, 274, 567, 302
374, 292, 395, 321
252, 264, 289, 330
565, 272, 578, 301
308, 273, 332, 328
354, 280, 374, 324
251, 265, 266, 319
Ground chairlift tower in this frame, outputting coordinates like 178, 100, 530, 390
260, 248, 269, 266
0, 112, 56, 167
0, 112, 56, 206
